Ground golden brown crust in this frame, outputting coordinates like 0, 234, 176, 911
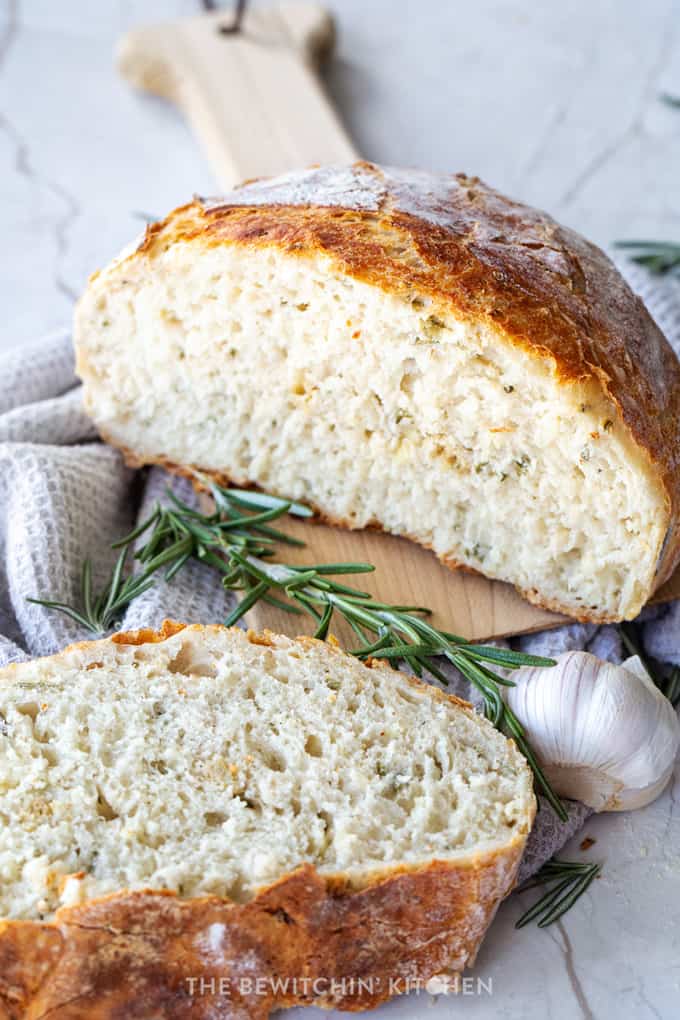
0, 622, 533, 1018
94, 162, 680, 610
110, 618, 187, 646
0, 854, 524, 1018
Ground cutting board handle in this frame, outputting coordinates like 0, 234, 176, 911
118, 2, 358, 188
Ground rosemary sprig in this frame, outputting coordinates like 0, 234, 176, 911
613, 240, 680, 276
29, 549, 160, 633
515, 858, 602, 928
28, 486, 312, 632
30, 477, 566, 819
618, 622, 680, 707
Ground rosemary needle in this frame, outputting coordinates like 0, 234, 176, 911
30, 477, 566, 820
515, 858, 602, 928
613, 239, 680, 277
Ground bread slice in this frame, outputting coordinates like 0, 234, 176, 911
74, 163, 680, 624
0, 621, 534, 1016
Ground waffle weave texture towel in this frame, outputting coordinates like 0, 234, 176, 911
1, 256, 678, 881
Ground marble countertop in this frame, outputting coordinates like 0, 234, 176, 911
1, 2, 679, 1017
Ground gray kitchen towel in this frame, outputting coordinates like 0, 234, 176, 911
0, 255, 678, 883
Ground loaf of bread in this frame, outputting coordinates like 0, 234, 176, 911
0, 622, 534, 1017
74, 162, 680, 622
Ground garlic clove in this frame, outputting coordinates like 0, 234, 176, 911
505, 651, 680, 812
612, 772, 677, 812
541, 765, 623, 813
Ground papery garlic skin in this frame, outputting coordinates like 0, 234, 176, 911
505, 651, 680, 811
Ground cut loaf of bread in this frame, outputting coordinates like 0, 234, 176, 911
74, 163, 680, 623
0, 621, 535, 1018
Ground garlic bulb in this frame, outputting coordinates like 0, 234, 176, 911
506, 651, 680, 811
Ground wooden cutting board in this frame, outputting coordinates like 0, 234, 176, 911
118, 2, 680, 642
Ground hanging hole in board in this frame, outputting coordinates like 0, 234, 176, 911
201, 0, 248, 35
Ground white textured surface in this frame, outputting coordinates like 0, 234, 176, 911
1, 1, 679, 1017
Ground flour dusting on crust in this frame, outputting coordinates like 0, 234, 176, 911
202, 163, 387, 213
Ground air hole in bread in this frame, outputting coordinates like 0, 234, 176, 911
204, 811, 228, 828
16, 702, 39, 721
167, 641, 218, 678
95, 787, 118, 822
304, 734, 323, 758
261, 746, 286, 773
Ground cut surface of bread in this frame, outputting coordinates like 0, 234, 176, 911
0, 622, 533, 921
74, 163, 680, 622
0, 623, 534, 1017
